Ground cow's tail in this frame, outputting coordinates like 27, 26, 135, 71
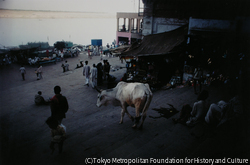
141, 86, 152, 116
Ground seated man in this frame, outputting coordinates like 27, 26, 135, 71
35, 91, 49, 105
64, 61, 69, 71
205, 96, 242, 127
173, 90, 209, 126
186, 90, 209, 126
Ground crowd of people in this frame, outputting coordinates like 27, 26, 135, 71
172, 89, 242, 129
82, 59, 112, 88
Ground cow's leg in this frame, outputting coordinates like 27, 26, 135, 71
125, 109, 134, 122
132, 107, 141, 128
119, 108, 125, 124
138, 112, 147, 129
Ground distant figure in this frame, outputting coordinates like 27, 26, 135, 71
75, 61, 83, 69
64, 61, 69, 72
193, 65, 203, 94
60, 50, 64, 61
35, 91, 49, 105
46, 116, 66, 154
90, 64, 98, 89
19, 65, 26, 80
88, 49, 92, 59
36, 65, 43, 80
50, 86, 69, 124
82, 61, 91, 87
46, 49, 49, 57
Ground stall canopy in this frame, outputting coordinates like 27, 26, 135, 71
120, 24, 188, 58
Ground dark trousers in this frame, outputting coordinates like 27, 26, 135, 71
194, 78, 202, 93
21, 73, 25, 80
50, 141, 64, 154
178, 104, 192, 124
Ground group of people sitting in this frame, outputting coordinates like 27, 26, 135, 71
61, 61, 69, 72
173, 90, 242, 128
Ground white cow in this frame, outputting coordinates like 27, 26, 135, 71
96, 81, 153, 129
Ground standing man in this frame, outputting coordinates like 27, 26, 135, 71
97, 62, 103, 86
83, 61, 91, 87
19, 65, 26, 80
103, 60, 110, 80
193, 65, 203, 94
90, 64, 98, 89
50, 86, 69, 124
36, 65, 43, 80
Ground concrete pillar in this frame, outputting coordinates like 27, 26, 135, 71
129, 18, 131, 33
137, 19, 141, 33
117, 18, 119, 32
124, 18, 126, 31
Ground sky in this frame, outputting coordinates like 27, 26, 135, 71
0, 0, 142, 47
0, 0, 139, 13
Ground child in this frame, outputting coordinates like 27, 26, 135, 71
35, 91, 50, 105
46, 117, 66, 154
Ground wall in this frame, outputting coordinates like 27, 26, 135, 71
142, 16, 188, 36
188, 17, 250, 34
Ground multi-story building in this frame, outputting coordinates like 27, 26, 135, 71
116, 12, 143, 45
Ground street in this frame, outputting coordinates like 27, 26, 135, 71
0, 52, 248, 165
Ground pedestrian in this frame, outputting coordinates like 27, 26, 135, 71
88, 49, 92, 59
64, 61, 69, 71
50, 86, 69, 124
46, 116, 66, 154
19, 65, 26, 80
193, 65, 203, 94
90, 64, 98, 89
97, 62, 103, 86
83, 61, 91, 87
36, 65, 43, 80
103, 61, 110, 80
61, 63, 65, 72
35, 91, 50, 105
60, 50, 64, 61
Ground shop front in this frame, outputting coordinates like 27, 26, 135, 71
120, 25, 188, 88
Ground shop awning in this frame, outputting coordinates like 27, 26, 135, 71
120, 24, 188, 58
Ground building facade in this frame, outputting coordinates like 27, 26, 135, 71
116, 12, 143, 45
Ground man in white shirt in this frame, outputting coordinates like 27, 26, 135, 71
83, 61, 90, 86
90, 64, 98, 89
19, 65, 26, 80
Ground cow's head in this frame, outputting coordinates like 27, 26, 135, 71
96, 88, 116, 107
96, 88, 107, 107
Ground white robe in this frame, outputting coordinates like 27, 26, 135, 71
83, 64, 90, 84
90, 67, 98, 88
186, 100, 207, 126
83, 65, 90, 78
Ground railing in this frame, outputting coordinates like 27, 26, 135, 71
118, 26, 142, 34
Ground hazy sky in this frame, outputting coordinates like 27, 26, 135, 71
0, 0, 139, 13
